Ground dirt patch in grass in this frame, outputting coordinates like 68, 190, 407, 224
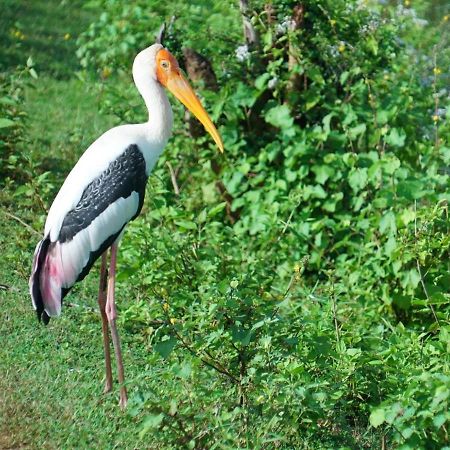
0, 379, 35, 450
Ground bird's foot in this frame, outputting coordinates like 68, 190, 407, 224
119, 387, 128, 410
103, 380, 113, 394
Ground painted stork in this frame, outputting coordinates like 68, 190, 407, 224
29, 43, 223, 408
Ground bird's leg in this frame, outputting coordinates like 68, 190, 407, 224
98, 251, 113, 394
105, 243, 128, 409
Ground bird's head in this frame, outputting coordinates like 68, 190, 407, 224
134, 44, 223, 153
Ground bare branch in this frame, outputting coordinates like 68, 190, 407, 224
239, 0, 259, 46
3, 210, 41, 236
166, 161, 180, 196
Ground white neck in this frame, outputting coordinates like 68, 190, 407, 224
134, 73, 173, 146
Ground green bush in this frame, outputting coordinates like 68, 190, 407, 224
0, 62, 56, 213
0, 65, 29, 182
76, 0, 449, 447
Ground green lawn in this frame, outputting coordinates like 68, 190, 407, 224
0, 251, 141, 449
0, 0, 92, 77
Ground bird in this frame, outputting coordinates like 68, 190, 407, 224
29, 43, 223, 408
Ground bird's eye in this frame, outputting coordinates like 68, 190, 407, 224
161, 60, 170, 70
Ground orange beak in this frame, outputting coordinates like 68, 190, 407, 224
166, 71, 224, 153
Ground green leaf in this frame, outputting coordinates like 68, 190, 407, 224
208, 202, 227, 218
0, 97, 15, 105
366, 36, 378, 55
29, 68, 38, 79
0, 118, 16, 128
343, 106, 357, 125
382, 155, 401, 174
140, 413, 164, 438
197, 208, 207, 223
379, 211, 396, 235
384, 236, 397, 257
348, 168, 368, 193
304, 90, 321, 111
173, 362, 192, 379
428, 292, 450, 305
231, 326, 253, 346
385, 128, 406, 147
397, 180, 428, 200
346, 348, 361, 357
304, 184, 327, 199
401, 269, 421, 290
322, 113, 335, 134
251, 320, 266, 331
154, 336, 177, 358
312, 165, 334, 185
439, 146, 450, 164
378, 110, 389, 125
433, 413, 446, 429
369, 408, 385, 427
174, 220, 197, 231
255, 73, 270, 90
348, 123, 366, 139
399, 208, 415, 226
339, 71, 349, 84
225, 171, 244, 195
265, 104, 293, 129
275, 179, 287, 190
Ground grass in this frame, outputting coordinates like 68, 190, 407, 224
23, 76, 116, 189
0, 0, 149, 447
0, 0, 93, 77
0, 232, 154, 449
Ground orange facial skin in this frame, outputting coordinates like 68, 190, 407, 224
155, 48, 180, 86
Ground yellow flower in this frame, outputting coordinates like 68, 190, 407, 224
163, 302, 169, 312
330, 19, 336, 26
64, 33, 71, 40
294, 264, 301, 273
444, 15, 449, 22
432, 115, 439, 122
338, 43, 345, 53
433, 67, 442, 75
169, 318, 177, 324
404, 0, 410, 6
13, 30, 25, 40
101, 67, 112, 78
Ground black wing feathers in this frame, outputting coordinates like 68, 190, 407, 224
58, 144, 147, 243
31, 237, 51, 324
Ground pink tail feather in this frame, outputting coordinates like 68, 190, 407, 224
30, 237, 65, 323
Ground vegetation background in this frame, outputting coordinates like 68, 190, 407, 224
0, 0, 449, 448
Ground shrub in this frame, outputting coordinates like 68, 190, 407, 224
77, 1, 449, 447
